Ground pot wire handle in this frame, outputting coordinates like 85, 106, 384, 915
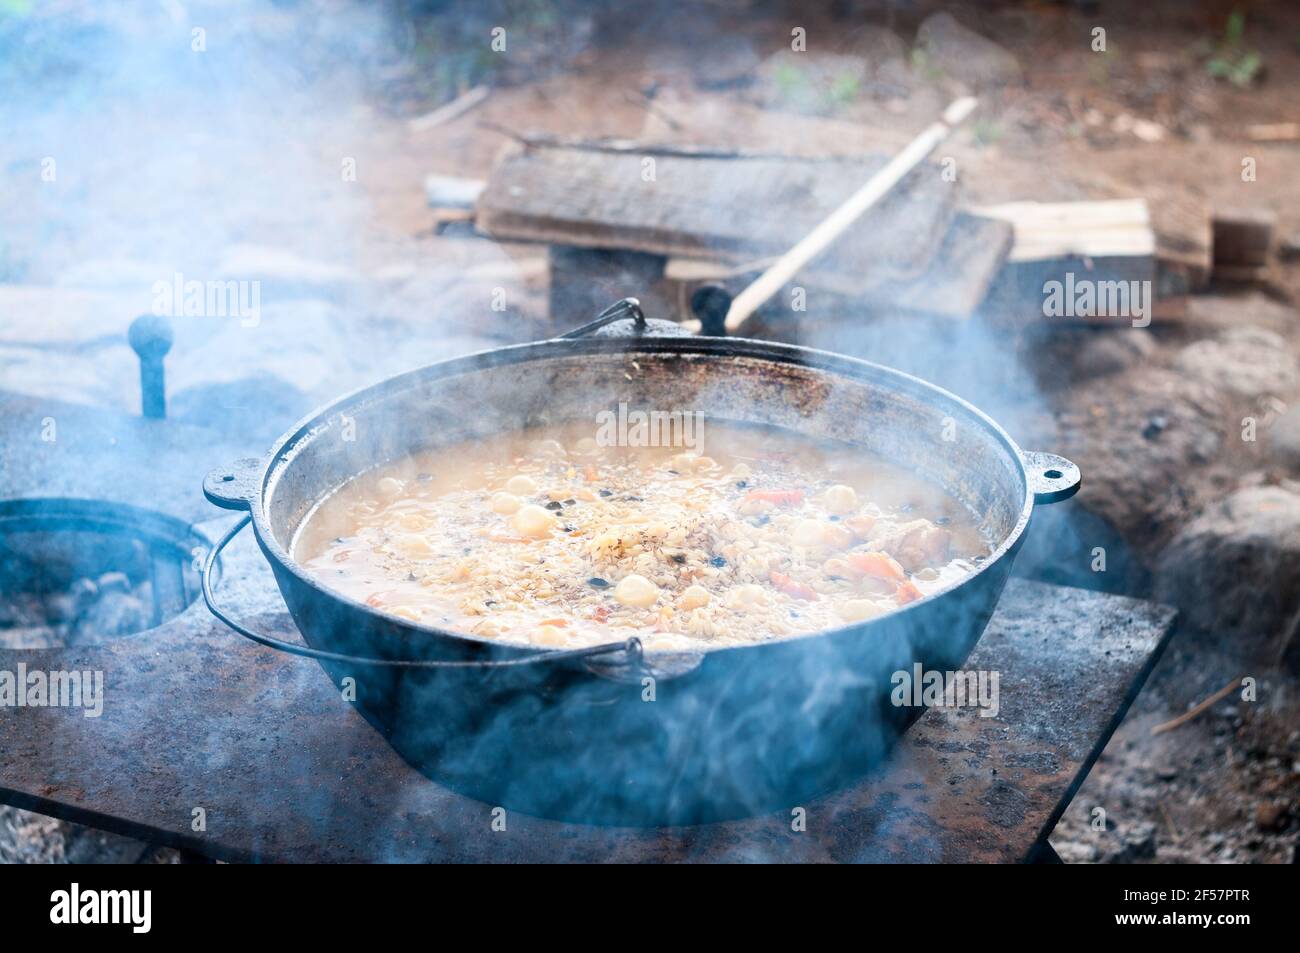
555, 297, 646, 339
200, 514, 644, 670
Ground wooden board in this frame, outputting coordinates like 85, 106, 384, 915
972, 199, 1155, 262
476, 145, 957, 287
664, 212, 1012, 320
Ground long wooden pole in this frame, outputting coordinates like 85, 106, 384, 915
723, 96, 978, 333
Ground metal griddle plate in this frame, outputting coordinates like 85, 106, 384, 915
0, 513, 1175, 863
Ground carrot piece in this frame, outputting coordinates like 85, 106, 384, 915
583, 466, 599, 482
536, 618, 568, 627
744, 489, 805, 507
847, 551, 906, 582
895, 579, 924, 605
770, 570, 819, 601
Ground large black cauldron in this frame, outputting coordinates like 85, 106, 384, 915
201, 307, 1078, 825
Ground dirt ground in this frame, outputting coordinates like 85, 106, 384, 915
3, 0, 1299, 862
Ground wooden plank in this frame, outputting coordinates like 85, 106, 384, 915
665, 213, 1012, 323
855, 212, 1012, 317
973, 199, 1155, 262
722, 96, 977, 331
476, 146, 956, 286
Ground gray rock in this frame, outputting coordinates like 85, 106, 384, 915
915, 12, 1023, 89
1112, 820, 1158, 863
1279, 232, 1300, 262
1050, 839, 1100, 863
1268, 405, 1300, 472
1073, 329, 1159, 379
1154, 486, 1300, 660
1172, 327, 1299, 400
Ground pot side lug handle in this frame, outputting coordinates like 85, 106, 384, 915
1021, 451, 1081, 505
204, 458, 261, 511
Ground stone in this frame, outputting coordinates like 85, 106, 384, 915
1073, 329, 1159, 379
1113, 820, 1158, 862
1154, 486, 1300, 660
1050, 839, 1099, 863
1279, 232, 1300, 262
1267, 405, 1300, 472
1255, 801, 1288, 831
915, 12, 1023, 89
1172, 327, 1299, 400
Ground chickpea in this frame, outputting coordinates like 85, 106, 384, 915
793, 518, 826, 547
393, 534, 434, 558
837, 599, 884, 623
728, 584, 768, 609
489, 492, 520, 515
679, 585, 711, 610
613, 574, 660, 608
376, 476, 405, 500
512, 503, 556, 538
506, 475, 538, 496
534, 625, 567, 647
823, 484, 859, 515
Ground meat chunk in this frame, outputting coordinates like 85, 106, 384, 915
868, 519, 951, 572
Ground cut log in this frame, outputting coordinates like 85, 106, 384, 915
1212, 207, 1275, 269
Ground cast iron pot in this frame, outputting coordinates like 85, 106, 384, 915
201, 305, 1079, 826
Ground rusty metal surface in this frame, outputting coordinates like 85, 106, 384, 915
0, 391, 248, 526
0, 517, 1174, 862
